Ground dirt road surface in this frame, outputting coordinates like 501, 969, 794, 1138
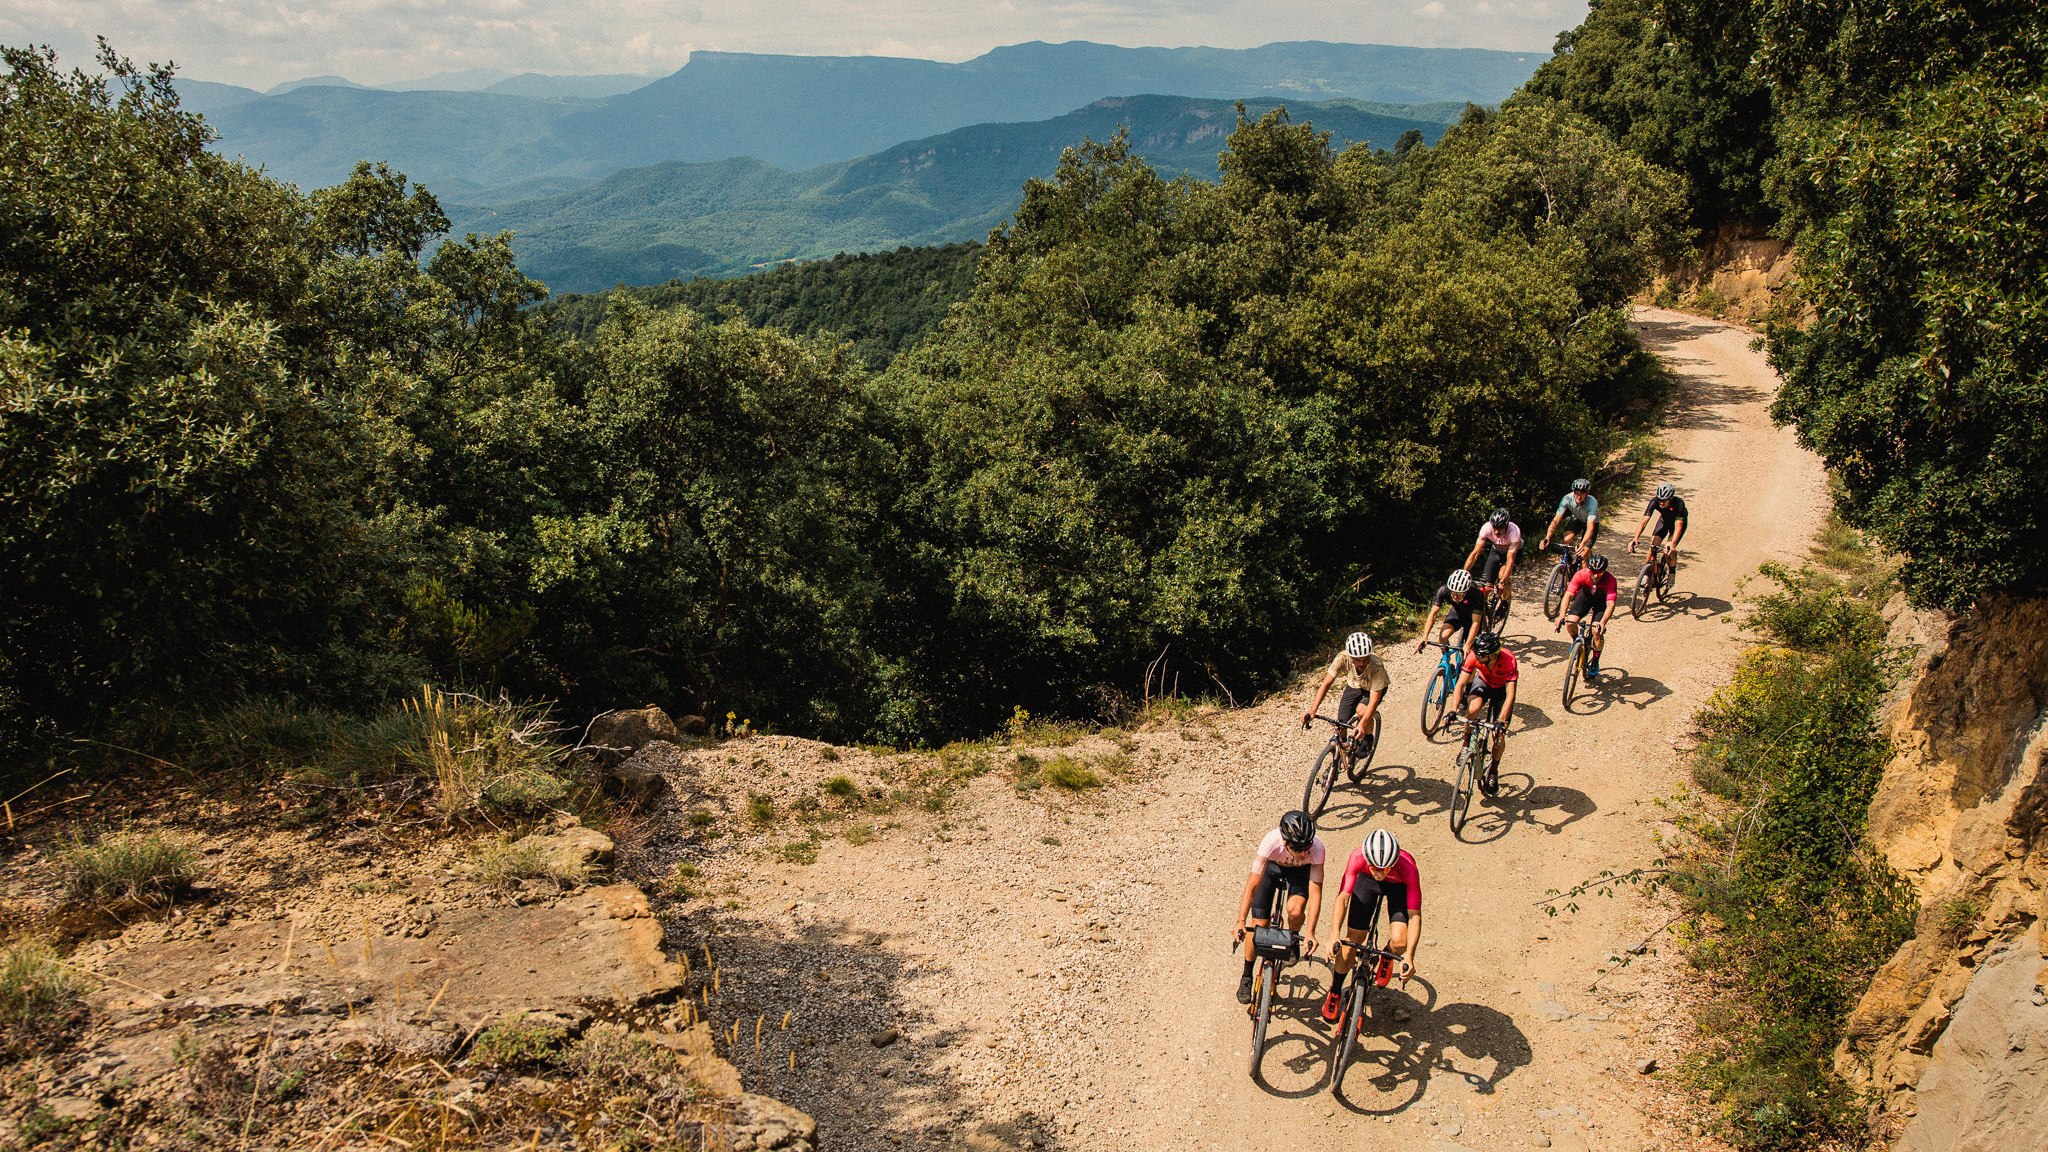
683, 308, 1829, 1152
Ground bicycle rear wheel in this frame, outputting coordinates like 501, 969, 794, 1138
1420, 665, 1450, 737
1247, 959, 1276, 1078
1347, 712, 1383, 783
1543, 562, 1567, 621
1631, 568, 1652, 619
1560, 639, 1582, 709
1449, 741, 1475, 835
1304, 744, 1341, 817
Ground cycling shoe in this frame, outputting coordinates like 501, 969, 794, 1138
1236, 975, 1254, 1004
1480, 766, 1500, 796
1320, 991, 1344, 1022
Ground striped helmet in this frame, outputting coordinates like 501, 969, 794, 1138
1363, 828, 1400, 870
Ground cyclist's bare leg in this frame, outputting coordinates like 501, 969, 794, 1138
1332, 925, 1370, 979
1284, 893, 1308, 932
1563, 612, 1583, 641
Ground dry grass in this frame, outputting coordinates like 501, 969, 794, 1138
0, 939, 86, 1056
401, 687, 568, 818
58, 829, 203, 905
468, 836, 588, 889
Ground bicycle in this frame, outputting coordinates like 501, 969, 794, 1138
1448, 709, 1507, 836
1240, 885, 1308, 1078
1327, 910, 1407, 1096
1302, 711, 1382, 817
1559, 618, 1607, 709
1417, 640, 1463, 738
1474, 578, 1511, 631
1630, 542, 1677, 619
1540, 543, 1585, 622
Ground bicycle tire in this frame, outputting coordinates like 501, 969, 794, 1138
1332, 979, 1365, 1095
1449, 740, 1475, 835
1346, 712, 1383, 784
1631, 568, 1651, 620
1248, 959, 1275, 1078
1561, 637, 1582, 709
1420, 665, 1450, 737
1490, 592, 1511, 630
1543, 562, 1567, 621
1304, 743, 1341, 818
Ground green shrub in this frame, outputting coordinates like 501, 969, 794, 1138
823, 775, 858, 797
59, 831, 203, 905
469, 1014, 568, 1068
779, 837, 819, 865
746, 793, 776, 824
1043, 756, 1101, 792
0, 939, 87, 1055
687, 809, 717, 829
402, 688, 568, 818
844, 823, 874, 846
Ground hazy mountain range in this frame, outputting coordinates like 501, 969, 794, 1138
446, 95, 1458, 292
183, 40, 1541, 200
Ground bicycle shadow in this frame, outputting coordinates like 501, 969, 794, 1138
1252, 960, 1372, 1097
1465, 773, 1598, 838
1317, 764, 1451, 829
1512, 635, 1574, 668
1329, 982, 1533, 1113
1590, 667, 1674, 712
1634, 590, 1731, 623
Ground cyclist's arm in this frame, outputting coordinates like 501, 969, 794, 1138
1540, 510, 1565, 547
1415, 603, 1442, 651
1500, 541, 1519, 580
1631, 511, 1652, 548
1581, 515, 1599, 550
1357, 686, 1385, 724
1236, 867, 1262, 932
1461, 538, 1485, 571
1671, 517, 1687, 553
1402, 911, 1422, 976
1501, 680, 1517, 721
1303, 879, 1323, 953
1302, 669, 1338, 725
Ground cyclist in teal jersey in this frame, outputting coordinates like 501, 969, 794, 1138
1539, 478, 1600, 557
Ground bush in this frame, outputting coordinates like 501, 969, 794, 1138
1043, 756, 1102, 792
746, 793, 776, 824
823, 775, 858, 797
402, 688, 568, 818
0, 939, 87, 1055
468, 1014, 568, 1068
59, 830, 202, 905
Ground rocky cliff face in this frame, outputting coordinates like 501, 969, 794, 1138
1653, 222, 1799, 327
1837, 595, 2048, 1147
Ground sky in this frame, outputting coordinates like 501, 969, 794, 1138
2, 1, 1587, 90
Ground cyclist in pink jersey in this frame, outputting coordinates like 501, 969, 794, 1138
1232, 810, 1324, 1003
1320, 827, 1421, 1020
1461, 507, 1523, 611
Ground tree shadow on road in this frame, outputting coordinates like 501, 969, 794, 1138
1329, 979, 1533, 1114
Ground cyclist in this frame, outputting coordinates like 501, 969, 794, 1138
1461, 508, 1522, 615
1539, 478, 1600, 558
1555, 553, 1618, 678
1452, 631, 1517, 794
1233, 810, 1324, 1004
1301, 632, 1390, 761
1630, 483, 1689, 576
1321, 828, 1422, 1021
1414, 569, 1483, 655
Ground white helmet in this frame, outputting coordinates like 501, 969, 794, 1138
1345, 631, 1373, 658
1363, 828, 1400, 870
1446, 569, 1473, 595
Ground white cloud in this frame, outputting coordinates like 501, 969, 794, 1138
0, 1, 1586, 89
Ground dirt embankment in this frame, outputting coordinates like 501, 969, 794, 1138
1648, 222, 1798, 329
1838, 596, 2048, 1150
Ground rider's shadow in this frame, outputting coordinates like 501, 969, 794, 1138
1331, 983, 1533, 1113
1592, 667, 1673, 711
1468, 772, 1597, 836
1318, 764, 1448, 828
1514, 635, 1574, 668
1636, 591, 1731, 623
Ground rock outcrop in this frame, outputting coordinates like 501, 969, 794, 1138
1836, 595, 2048, 1146
1651, 222, 1799, 327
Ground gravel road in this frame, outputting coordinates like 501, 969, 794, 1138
664, 307, 1829, 1152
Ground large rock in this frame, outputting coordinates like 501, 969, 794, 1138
1896, 932, 2048, 1152
606, 741, 683, 804
512, 826, 615, 876
585, 707, 683, 762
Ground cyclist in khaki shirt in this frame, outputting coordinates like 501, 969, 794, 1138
1300, 632, 1391, 760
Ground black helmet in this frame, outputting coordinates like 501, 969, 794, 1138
1656, 482, 1676, 501
1472, 631, 1502, 658
1571, 478, 1591, 493
1586, 553, 1609, 572
1279, 810, 1315, 851
1489, 507, 1511, 530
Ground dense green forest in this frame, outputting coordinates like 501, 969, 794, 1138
548, 245, 982, 368
0, 43, 1675, 756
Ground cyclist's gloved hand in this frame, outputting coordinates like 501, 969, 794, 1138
1414, 640, 1425, 654
1299, 711, 1313, 729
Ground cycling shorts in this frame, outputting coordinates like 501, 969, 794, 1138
1253, 859, 1312, 918
1345, 889, 1410, 932
1651, 518, 1681, 540
1336, 686, 1379, 728
1442, 599, 1477, 634
1476, 548, 1511, 584
1566, 588, 1610, 619
1461, 681, 1506, 716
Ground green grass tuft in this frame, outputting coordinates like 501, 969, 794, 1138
59, 830, 203, 905
1044, 755, 1101, 792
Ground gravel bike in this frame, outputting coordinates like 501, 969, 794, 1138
1327, 906, 1407, 1096
1474, 578, 1511, 631
1417, 640, 1464, 737
1303, 711, 1382, 817
1559, 618, 1606, 709
1448, 712, 1508, 836
1240, 885, 1307, 1078
1630, 542, 1677, 619
1541, 543, 1585, 622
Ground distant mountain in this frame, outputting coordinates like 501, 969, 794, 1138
265, 75, 366, 95
448, 95, 1452, 293
202, 40, 1536, 199
381, 69, 514, 92
171, 79, 263, 114
483, 73, 656, 99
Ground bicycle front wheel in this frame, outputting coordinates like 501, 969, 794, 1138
1347, 712, 1382, 784
1543, 562, 1567, 621
1304, 743, 1341, 817
1561, 639, 1582, 709
1248, 960, 1276, 1078
1449, 743, 1475, 835
1420, 666, 1450, 737
1631, 568, 1652, 620
1490, 593, 1511, 629
1332, 981, 1367, 1096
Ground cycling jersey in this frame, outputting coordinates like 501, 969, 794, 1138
1324, 651, 1390, 694
1433, 584, 1481, 612
1477, 521, 1522, 552
1564, 568, 1618, 607
1252, 829, 1326, 884
1462, 648, 1519, 687
1646, 496, 1689, 534
1339, 847, 1422, 913
1556, 493, 1599, 525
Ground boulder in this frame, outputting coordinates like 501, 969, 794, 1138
511, 826, 615, 877
1897, 933, 2048, 1152
606, 741, 685, 804
585, 707, 682, 763
677, 714, 709, 735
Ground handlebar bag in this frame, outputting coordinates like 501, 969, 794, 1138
1252, 926, 1298, 961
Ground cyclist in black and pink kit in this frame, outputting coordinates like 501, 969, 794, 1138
1555, 553, 1619, 678
1320, 827, 1422, 1021
1232, 810, 1325, 1003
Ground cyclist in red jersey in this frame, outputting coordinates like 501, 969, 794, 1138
1555, 553, 1619, 678
1320, 828, 1422, 1021
1453, 631, 1518, 725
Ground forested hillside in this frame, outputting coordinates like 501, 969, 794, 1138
548, 244, 982, 369
0, 43, 1675, 758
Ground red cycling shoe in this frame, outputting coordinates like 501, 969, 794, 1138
1320, 990, 1344, 1022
